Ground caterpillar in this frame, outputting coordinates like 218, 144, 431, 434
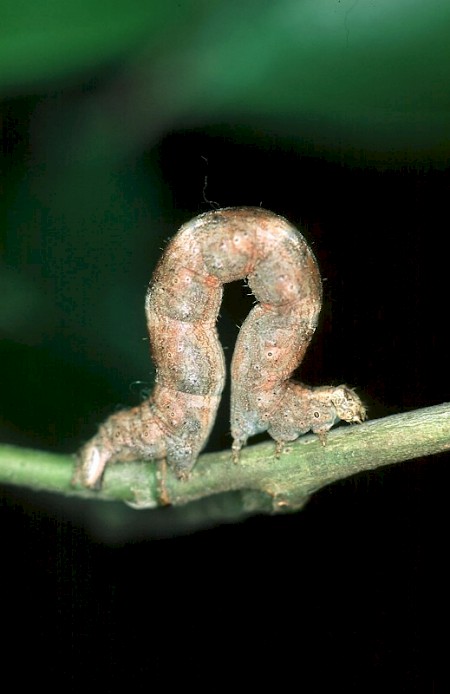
76, 207, 365, 489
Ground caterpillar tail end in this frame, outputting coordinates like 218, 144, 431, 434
72, 441, 111, 490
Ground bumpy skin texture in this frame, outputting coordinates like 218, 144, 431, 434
75, 207, 365, 489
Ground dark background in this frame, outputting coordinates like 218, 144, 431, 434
1, 3, 448, 689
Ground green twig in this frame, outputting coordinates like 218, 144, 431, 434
0, 403, 448, 518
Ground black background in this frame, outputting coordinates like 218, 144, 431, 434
1, 103, 447, 689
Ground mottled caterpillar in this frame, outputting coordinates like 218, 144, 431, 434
76, 207, 365, 488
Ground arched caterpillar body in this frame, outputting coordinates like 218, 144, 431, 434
76, 207, 365, 489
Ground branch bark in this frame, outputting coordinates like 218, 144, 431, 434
0, 403, 448, 518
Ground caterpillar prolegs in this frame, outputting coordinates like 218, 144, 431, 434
76, 207, 365, 489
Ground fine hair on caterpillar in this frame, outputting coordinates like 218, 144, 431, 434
75, 207, 366, 489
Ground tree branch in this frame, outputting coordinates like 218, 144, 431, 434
0, 403, 448, 518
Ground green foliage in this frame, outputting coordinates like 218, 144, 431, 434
0, 0, 174, 88
1, 0, 450, 152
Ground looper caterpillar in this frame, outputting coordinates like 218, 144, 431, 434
75, 207, 365, 489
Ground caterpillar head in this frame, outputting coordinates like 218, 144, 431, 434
331, 385, 367, 424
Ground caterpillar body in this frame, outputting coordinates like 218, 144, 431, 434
76, 207, 365, 489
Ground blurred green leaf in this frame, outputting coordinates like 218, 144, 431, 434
150, 0, 450, 152
0, 0, 190, 89
2, 1, 450, 154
